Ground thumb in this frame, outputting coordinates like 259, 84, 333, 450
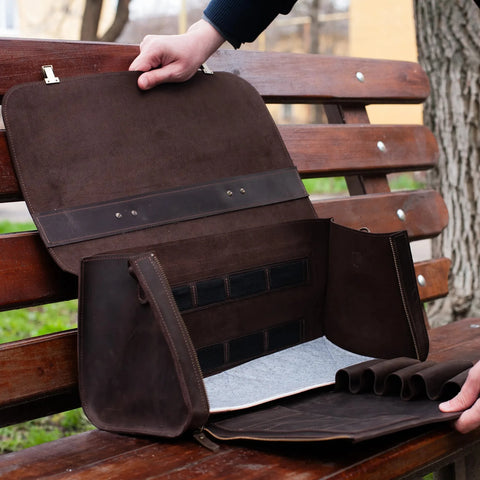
440, 376, 480, 413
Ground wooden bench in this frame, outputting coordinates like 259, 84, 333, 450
0, 38, 480, 480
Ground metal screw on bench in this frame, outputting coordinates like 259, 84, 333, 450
377, 141, 387, 152
115, 212, 122, 219
356, 71, 365, 82
396, 209, 406, 221
226, 190, 233, 197
417, 275, 426, 287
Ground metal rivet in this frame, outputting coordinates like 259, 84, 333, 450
226, 190, 233, 197
239, 188, 246, 194
377, 141, 386, 152
417, 275, 426, 287
131, 210, 138, 216
470, 324, 480, 329
115, 212, 122, 219
356, 71, 365, 82
396, 209, 406, 221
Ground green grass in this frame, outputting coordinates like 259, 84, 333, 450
303, 173, 424, 195
0, 219, 36, 233
0, 410, 94, 454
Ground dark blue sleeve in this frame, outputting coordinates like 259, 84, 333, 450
204, 0, 298, 48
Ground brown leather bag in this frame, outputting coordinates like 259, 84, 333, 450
3, 68, 461, 444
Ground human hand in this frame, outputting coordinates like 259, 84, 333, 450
439, 360, 480, 433
129, 19, 225, 90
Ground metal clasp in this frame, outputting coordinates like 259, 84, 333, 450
199, 63, 214, 75
42, 65, 60, 84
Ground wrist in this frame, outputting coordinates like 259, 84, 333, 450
187, 19, 225, 59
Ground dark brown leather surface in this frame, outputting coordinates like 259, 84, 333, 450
78, 219, 429, 437
3, 70, 314, 274
79, 252, 209, 437
205, 358, 472, 443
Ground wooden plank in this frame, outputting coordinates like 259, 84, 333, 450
1, 403, 480, 480
0, 330, 78, 427
0, 39, 138, 95
313, 190, 449, 240
0, 229, 447, 312
208, 50, 430, 104
282, 124, 438, 178
324, 104, 393, 195
0, 40, 429, 103
0, 124, 438, 201
0, 134, 19, 201
0, 330, 77, 407
0, 232, 77, 310
415, 258, 451, 302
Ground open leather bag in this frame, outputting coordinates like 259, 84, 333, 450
2, 68, 467, 444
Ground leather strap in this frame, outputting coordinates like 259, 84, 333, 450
36, 168, 307, 247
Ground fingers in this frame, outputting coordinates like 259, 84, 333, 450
136, 63, 198, 90
439, 361, 480, 433
454, 400, 480, 433
128, 21, 225, 90
440, 362, 480, 413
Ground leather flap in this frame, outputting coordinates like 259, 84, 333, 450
2, 70, 313, 274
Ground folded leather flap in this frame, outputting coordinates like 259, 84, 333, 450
3, 70, 314, 274
336, 358, 473, 401
79, 252, 210, 437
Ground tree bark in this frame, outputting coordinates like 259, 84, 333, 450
414, 0, 480, 325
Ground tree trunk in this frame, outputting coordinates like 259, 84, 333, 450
81, 0, 130, 42
99, 0, 130, 42
81, 0, 102, 41
414, 0, 480, 325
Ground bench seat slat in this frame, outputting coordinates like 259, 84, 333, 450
0, 41, 429, 104
313, 190, 448, 240
0, 124, 438, 201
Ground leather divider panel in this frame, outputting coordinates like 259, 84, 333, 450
197, 319, 304, 375
36, 168, 306, 247
172, 258, 308, 312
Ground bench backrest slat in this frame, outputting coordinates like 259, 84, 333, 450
0, 124, 438, 201
0, 40, 429, 103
